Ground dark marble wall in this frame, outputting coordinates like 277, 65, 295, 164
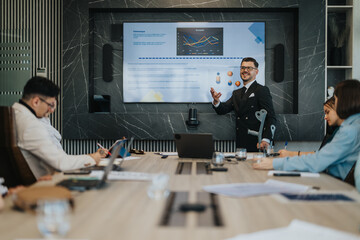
63, 0, 325, 141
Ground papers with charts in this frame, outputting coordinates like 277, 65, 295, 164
226, 219, 360, 240
90, 171, 155, 181
202, 179, 310, 198
99, 157, 141, 166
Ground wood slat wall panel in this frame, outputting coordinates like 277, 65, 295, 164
1, 0, 236, 154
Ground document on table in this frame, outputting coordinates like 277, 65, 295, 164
90, 170, 155, 181
202, 179, 310, 198
99, 157, 141, 166
226, 219, 360, 240
268, 170, 320, 177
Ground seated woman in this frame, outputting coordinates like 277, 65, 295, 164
253, 79, 360, 180
278, 97, 343, 157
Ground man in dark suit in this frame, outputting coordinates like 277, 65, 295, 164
210, 57, 276, 152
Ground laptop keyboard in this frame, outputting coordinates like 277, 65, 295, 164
57, 179, 100, 189
82, 165, 122, 171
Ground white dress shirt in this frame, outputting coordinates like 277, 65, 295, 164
38, 117, 62, 150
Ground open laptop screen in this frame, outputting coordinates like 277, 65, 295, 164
174, 133, 214, 159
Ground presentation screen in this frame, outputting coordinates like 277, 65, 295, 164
123, 22, 265, 103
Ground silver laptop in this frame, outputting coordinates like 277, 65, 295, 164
174, 133, 214, 159
57, 141, 124, 190
116, 137, 134, 168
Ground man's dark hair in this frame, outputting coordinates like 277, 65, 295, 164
334, 79, 360, 119
22, 76, 60, 100
241, 57, 259, 68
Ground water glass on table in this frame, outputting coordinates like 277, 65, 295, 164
253, 152, 266, 163
235, 148, 247, 161
147, 173, 170, 200
37, 199, 71, 239
212, 152, 225, 167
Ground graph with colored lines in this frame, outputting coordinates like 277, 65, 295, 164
177, 28, 223, 55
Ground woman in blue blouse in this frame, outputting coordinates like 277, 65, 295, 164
253, 79, 360, 180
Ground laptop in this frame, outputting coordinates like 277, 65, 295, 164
174, 133, 214, 159
57, 141, 124, 190
82, 137, 134, 171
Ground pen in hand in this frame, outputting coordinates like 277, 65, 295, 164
97, 143, 111, 156
284, 141, 288, 150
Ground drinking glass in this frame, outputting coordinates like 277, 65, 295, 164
37, 199, 71, 239
147, 173, 170, 200
266, 145, 274, 155
235, 148, 247, 161
253, 152, 266, 163
212, 152, 225, 167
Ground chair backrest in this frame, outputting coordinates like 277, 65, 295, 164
0, 106, 36, 187
344, 161, 356, 186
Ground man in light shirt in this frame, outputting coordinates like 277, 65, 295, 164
12, 76, 107, 179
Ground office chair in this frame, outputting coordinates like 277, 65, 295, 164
344, 162, 356, 186
0, 106, 36, 188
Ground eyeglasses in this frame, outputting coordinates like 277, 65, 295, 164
39, 97, 56, 109
240, 66, 257, 71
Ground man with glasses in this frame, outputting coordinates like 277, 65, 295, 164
38, 98, 63, 150
12, 76, 107, 179
210, 57, 276, 152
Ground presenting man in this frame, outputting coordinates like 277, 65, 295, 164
210, 57, 276, 152
12, 76, 107, 179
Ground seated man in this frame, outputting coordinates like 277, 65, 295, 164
39, 99, 62, 150
12, 76, 107, 179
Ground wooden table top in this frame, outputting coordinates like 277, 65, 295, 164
1, 153, 359, 239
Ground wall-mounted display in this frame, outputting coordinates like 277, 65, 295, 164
123, 22, 265, 103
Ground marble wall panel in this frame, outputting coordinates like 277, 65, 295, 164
63, 0, 325, 141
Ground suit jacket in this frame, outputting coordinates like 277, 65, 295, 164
12, 102, 95, 179
214, 81, 276, 152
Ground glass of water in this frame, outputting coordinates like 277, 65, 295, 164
212, 152, 225, 167
37, 199, 71, 239
253, 152, 266, 163
147, 173, 170, 200
235, 148, 247, 161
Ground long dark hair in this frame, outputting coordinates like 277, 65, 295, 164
334, 79, 360, 119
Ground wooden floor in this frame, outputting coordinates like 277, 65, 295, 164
1, 153, 359, 239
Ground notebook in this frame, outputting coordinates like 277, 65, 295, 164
174, 133, 214, 159
57, 141, 123, 191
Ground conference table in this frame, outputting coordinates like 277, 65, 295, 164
1, 153, 360, 239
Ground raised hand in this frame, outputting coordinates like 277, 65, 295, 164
210, 87, 222, 105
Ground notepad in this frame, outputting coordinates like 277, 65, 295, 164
203, 179, 309, 198
90, 170, 155, 181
